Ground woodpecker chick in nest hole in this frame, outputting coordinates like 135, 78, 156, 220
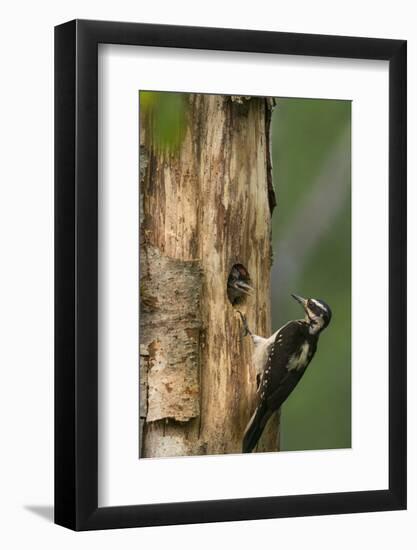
238, 294, 332, 453
227, 264, 254, 305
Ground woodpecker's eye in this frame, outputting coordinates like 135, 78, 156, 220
308, 299, 331, 318
307, 298, 332, 326
307, 300, 322, 316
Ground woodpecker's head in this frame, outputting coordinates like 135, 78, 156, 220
292, 294, 332, 334
227, 264, 254, 305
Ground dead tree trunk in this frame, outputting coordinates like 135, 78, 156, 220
140, 94, 278, 457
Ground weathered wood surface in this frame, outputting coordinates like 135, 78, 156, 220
140, 94, 278, 457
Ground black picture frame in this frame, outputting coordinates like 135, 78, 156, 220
55, 19, 407, 531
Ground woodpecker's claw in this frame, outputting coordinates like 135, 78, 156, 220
237, 310, 252, 337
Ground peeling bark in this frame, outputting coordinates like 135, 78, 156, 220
140, 245, 202, 424
140, 94, 278, 457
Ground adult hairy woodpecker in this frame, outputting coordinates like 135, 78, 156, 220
239, 294, 332, 453
227, 264, 254, 305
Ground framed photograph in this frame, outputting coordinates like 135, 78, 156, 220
55, 20, 406, 530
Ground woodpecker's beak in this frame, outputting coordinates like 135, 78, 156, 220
291, 293, 308, 310
233, 280, 254, 295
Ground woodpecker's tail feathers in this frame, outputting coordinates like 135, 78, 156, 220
242, 405, 272, 453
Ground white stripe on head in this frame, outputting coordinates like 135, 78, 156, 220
310, 298, 327, 312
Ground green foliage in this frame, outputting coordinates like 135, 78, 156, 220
271, 98, 352, 451
140, 91, 189, 152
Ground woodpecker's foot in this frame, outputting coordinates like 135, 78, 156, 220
237, 310, 252, 337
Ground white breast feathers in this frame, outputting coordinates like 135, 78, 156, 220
251, 333, 276, 377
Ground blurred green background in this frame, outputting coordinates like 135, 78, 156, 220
271, 98, 351, 451
140, 92, 352, 452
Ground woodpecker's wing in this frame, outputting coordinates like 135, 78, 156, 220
259, 321, 313, 411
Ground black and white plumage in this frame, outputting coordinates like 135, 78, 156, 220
240, 294, 332, 453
